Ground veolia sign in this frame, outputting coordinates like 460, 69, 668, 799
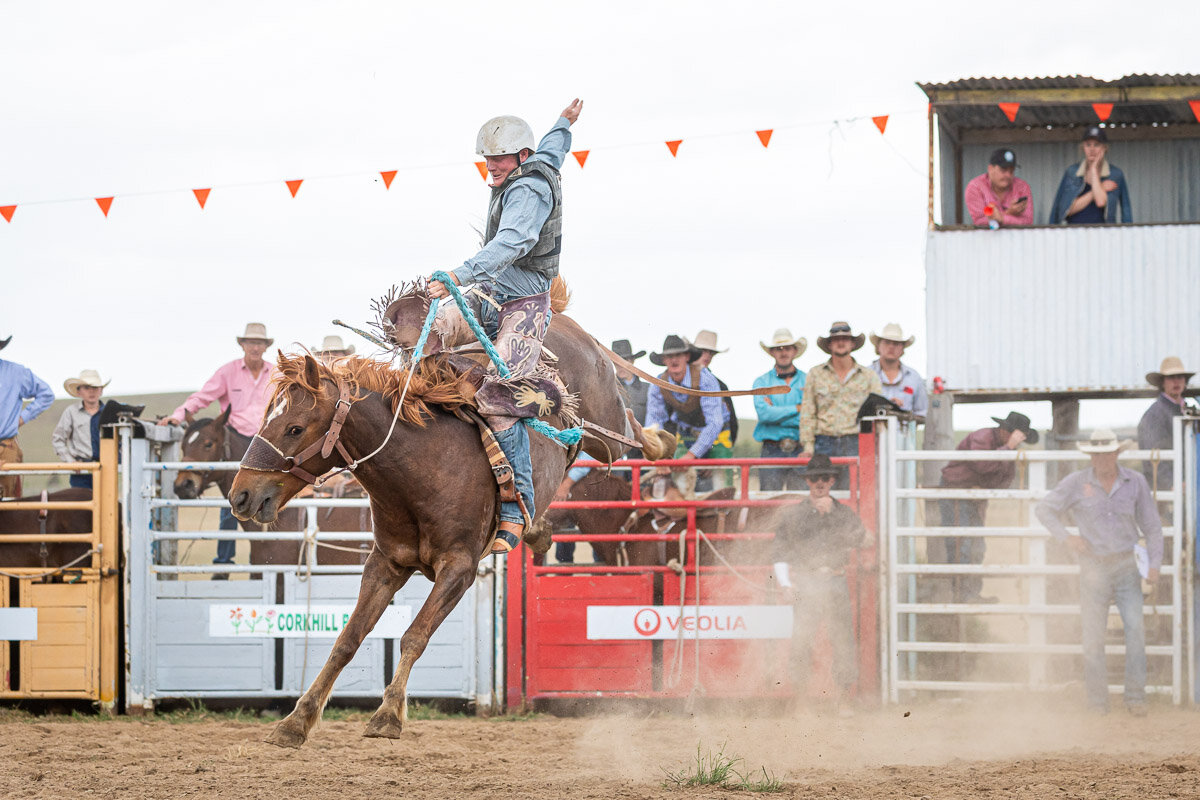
586, 605, 793, 640
208, 605, 411, 638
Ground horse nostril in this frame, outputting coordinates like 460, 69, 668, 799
231, 490, 249, 513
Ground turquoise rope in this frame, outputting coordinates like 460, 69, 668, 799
428, 271, 582, 448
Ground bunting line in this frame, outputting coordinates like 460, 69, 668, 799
756, 129, 773, 148
193, 188, 211, 209
665, 139, 682, 157
572, 150, 589, 167
286, 179, 303, 198
95, 197, 113, 217
0, 205, 15, 223
380, 170, 397, 189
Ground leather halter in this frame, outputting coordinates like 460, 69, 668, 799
240, 381, 357, 486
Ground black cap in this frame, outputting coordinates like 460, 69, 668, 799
988, 148, 1018, 169
1081, 125, 1108, 143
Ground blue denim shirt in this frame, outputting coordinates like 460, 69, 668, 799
1049, 162, 1132, 224
0, 359, 54, 440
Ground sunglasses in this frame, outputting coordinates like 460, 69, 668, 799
806, 475, 836, 484
829, 324, 852, 334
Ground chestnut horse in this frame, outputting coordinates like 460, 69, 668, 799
0, 488, 93, 569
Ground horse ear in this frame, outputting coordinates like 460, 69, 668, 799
303, 354, 321, 390
216, 406, 232, 427
184, 410, 196, 425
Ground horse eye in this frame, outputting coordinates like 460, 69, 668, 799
203, 442, 214, 449
286, 425, 304, 437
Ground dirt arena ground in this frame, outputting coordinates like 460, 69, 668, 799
2, 700, 1199, 799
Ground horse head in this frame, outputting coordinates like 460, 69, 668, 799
174, 406, 233, 499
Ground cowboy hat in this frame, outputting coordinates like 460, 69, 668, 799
236, 322, 274, 347
611, 339, 646, 362
649, 334, 700, 367
803, 453, 840, 478
990, 411, 1040, 445
313, 334, 355, 356
691, 330, 727, 354
63, 369, 111, 398
1146, 356, 1194, 389
1077, 428, 1133, 454
760, 328, 807, 356
0, 335, 10, 351
869, 322, 915, 350
816, 321, 865, 354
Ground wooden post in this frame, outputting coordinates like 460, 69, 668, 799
1050, 396, 1080, 485
923, 391, 954, 488
98, 437, 120, 711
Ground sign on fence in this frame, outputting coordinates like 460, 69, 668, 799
208, 605, 412, 639
586, 605, 793, 640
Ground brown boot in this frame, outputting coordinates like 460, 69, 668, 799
491, 521, 524, 555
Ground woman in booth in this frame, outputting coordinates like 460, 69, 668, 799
1050, 126, 1133, 225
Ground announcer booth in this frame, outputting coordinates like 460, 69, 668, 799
505, 437, 882, 709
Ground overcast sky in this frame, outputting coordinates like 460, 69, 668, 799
4, 1, 1197, 431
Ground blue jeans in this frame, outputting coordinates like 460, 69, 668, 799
813, 434, 858, 491
1080, 553, 1146, 710
68, 473, 93, 489
758, 440, 805, 492
493, 424, 535, 525
216, 507, 238, 564
933, 498, 986, 602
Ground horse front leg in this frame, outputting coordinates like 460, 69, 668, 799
266, 550, 414, 749
364, 554, 477, 739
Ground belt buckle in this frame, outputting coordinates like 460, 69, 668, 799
779, 438, 798, 454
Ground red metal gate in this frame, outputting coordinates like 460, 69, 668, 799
506, 433, 879, 708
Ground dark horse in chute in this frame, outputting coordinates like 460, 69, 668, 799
229, 286, 673, 748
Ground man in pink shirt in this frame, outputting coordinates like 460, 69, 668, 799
964, 148, 1033, 228
158, 322, 278, 569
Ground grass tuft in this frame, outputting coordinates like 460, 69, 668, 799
662, 742, 784, 793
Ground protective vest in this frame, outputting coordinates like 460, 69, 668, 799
486, 160, 562, 278
657, 364, 707, 430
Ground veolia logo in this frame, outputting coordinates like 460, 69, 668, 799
633, 608, 661, 636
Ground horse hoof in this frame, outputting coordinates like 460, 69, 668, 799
523, 522, 553, 556
363, 711, 404, 739
265, 721, 307, 749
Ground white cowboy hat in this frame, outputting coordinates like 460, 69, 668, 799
691, 330, 727, 354
759, 328, 807, 356
1146, 356, 1194, 389
314, 334, 355, 356
1077, 428, 1134, 454
237, 322, 274, 347
63, 369, 111, 398
869, 322, 915, 349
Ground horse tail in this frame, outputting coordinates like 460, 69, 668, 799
550, 276, 571, 314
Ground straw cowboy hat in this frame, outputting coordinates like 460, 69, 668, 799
63, 369, 111, 398
1077, 428, 1133, 454
1146, 356, 1194, 389
869, 322, 915, 350
0, 335, 10, 351
649, 334, 700, 367
759, 328, 807, 356
803, 453, 840, 478
691, 330, 728, 354
313, 334, 355, 357
990, 411, 1040, 445
236, 322, 274, 346
816, 321, 866, 354
610, 339, 646, 362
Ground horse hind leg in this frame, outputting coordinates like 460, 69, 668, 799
364, 554, 477, 739
266, 551, 414, 749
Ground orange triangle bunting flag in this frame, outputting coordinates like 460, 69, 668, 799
756, 130, 773, 148
998, 102, 1020, 122
96, 197, 113, 217
380, 170, 397, 189
872, 115, 889, 134
1092, 103, 1113, 122
475, 161, 488, 181
1190, 100, 1200, 123
572, 150, 589, 167
665, 140, 682, 157
0, 205, 14, 223
286, 180, 303, 198
193, 188, 211, 209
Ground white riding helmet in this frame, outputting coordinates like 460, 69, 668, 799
476, 115, 535, 157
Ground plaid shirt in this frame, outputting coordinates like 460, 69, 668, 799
799, 359, 882, 452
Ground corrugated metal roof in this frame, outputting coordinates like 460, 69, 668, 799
920, 74, 1200, 92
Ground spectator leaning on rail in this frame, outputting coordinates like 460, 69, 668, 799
0, 335, 54, 499
798, 322, 883, 491
644, 334, 732, 495
1035, 429, 1162, 716
426, 98, 583, 555
158, 322, 278, 569
1049, 126, 1132, 225
771, 454, 872, 711
868, 323, 928, 422
51, 369, 110, 490
1137, 356, 1195, 506
753, 328, 808, 492
932, 411, 1038, 604
964, 148, 1033, 228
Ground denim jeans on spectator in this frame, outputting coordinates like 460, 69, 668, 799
555, 540, 576, 564
68, 473, 93, 490
758, 440, 806, 492
813, 434, 858, 491
931, 497, 985, 602
1079, 553, 1146, 710
216, 507, 238, 564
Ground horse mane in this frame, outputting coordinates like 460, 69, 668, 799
272, 352, 474, 427
550, 276, 570, 314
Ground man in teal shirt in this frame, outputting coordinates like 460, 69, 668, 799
753, 328, 807, 492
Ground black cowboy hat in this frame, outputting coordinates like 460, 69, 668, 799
611, 339, 646, 362
816, 321, 866, 354
649, 334, 700, 367
804, 453, 840, 479
991, 411, 1040, 445
0, 336, 10, 351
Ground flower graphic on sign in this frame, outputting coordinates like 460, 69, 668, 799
245, 608, 262, 633
265, 609, 277, 634
229, 607, 244, 635
634, 608, 661, 636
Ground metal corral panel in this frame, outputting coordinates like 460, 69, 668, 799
926, 224, 1200, 393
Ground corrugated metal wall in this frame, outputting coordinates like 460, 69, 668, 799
926, 225, 1200, 392
939, 136, 1200, 225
